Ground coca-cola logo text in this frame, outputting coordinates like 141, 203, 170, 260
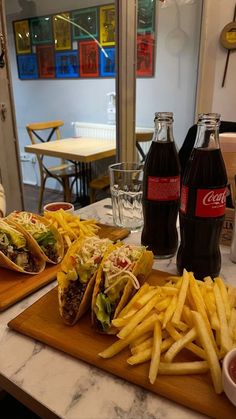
202, 190, 226, 206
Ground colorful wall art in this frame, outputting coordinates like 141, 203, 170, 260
13, 1, 156, 80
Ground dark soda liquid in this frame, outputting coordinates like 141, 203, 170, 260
141, 141, 180, 258
177, 148, 227, 279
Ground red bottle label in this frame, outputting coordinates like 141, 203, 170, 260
147, 176, 180, 201
180, 186, 226, 217
195, 188, 226, 217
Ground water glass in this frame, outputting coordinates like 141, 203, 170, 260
109, 162, 143, 232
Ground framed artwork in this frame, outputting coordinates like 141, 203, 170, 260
137, 0, 156, 33
100, 5, 115, 46
14, 3, 156, 80
72, 8, 98, 40
37, 45, 55, 78
100, 47, 115, 77
14, 20, 31, 54
136, 34, 155, 77
55, 51, 79, 78
79, 41, 99, 77
30, 16, 53, 45
53, 13, 71, 51
17, 54, 38, 79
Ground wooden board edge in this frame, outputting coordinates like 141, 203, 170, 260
0, 276, 55, 312
8, 308, 236, 419
7, 271, 236, 419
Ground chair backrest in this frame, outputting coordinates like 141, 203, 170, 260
222, 151, 236, 201
26, 120, 64, 175
179, 120, 236, 173
136, 131, 153, 162
26, 120, 64, 144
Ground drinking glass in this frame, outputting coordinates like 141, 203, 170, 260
109, 162, 144, 232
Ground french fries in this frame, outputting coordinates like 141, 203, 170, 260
191, 311, 222, 394
43, 209, 100, 250
99, 269, 236, 393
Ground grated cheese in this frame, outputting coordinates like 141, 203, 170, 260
103, 244, 145, 295
73, 236, 112, 268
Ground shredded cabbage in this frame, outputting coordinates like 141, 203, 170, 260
11, 212, 48, 236
103, 244, 145, 295
74, 236, 112, 268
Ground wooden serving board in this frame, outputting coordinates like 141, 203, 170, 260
0, 264, 59, 312
8, 269, 236, 419
0, 223, 129, 311
97, 223, 130, 242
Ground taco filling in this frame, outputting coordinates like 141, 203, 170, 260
9, 212, 59, 263
58, 236, 112, 324
94, 244, 145, 332
0, 223, 40, 272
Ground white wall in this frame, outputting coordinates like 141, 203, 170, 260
211, 0, 236, 120
6, 0, 115, 187
136, 0, 202, 146
5, 0, 202, 187
197, 0, 236, 121
6, 0, 114, 154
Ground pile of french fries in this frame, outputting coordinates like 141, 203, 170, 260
44, 209, 100, 250
99, 269, 236, 394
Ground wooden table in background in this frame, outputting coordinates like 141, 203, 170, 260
25, 137, 116, 204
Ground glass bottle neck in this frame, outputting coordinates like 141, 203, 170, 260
194, 117, 220, 150
153, 121, 174, 143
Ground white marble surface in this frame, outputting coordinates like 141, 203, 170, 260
0, 198, 235, 419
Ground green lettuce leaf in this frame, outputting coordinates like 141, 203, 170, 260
34, 230, 56, 252
0, 228, 26, 249
95, 293, 111, 331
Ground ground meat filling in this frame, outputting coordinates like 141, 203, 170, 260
62, 279, 87, 324
43, 244, 58, 262
0, 244, 39, 272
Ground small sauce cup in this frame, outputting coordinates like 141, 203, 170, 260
222, 347, 236, 406
43, 202, 74, 213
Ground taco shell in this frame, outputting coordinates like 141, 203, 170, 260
0, 219, 46, 274
91, 244, 154, 334
6, 212, 64, 264
57, 236, 113, 325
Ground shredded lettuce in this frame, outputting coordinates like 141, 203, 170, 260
34, 230, 56, 252
0, 228, 26, 249
95, 293, 111, 331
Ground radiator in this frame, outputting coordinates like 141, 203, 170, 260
72, 122, 115, 142
71, 122, 152, 156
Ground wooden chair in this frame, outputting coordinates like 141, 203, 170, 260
26, 120, 80, 213
89, 174, 110, 204
89, 131, 153, 203
136, 131, 153, 162
220, 133, 236, 206
222, 151, 236, 206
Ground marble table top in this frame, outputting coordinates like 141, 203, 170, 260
0, 198, 235, 419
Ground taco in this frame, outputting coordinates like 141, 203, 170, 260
0, 219, 46, 274
6, 211, 64, 264
91, 243, 154, 334
57, 235, 113, 325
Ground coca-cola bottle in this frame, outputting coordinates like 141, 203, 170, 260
141, 112, 181, 258
177, 113, 227, 280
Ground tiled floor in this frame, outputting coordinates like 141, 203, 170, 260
23, 184, 109, 214
23, 184, 76, 214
